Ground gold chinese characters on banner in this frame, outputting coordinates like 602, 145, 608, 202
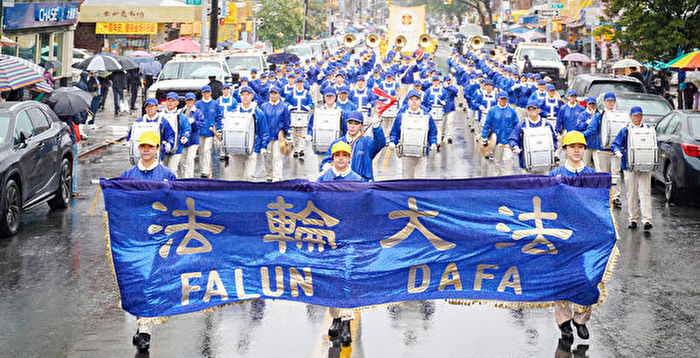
96, 23, 158, 35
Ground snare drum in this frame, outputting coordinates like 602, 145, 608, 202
129, 121, 161, 165
290, 111, 310, 128
398, 113, 429, 157
522, 125, 555, 172
222, 111, 255, 155
627, 126, 658, 172
312, 108, 342, 152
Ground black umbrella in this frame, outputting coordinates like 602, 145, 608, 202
155, 51, 176, 66
72, 54, 123, 72
43, 59, 62, 70
113, 55, 139, 71
46, 86, 93, 116
267, 52, 301, 65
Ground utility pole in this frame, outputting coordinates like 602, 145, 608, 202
209, 0, 219, 50
302, 0, 309, 40
546, 0, 552, 43
201, 0, 209, 52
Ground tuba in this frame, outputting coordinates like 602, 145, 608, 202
343, 34, 358, 48
366, 33, 380, 48
469, 35, 485, 50
418, 34, 432, 47
393, 35, 407, 48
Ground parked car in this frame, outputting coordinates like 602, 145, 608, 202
568, 74, 646, 105
596, 92, 673, 125
0, 102, 75, 236
652, 110, 700, 203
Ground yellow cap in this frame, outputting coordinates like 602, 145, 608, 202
562, 130, 586, 147
138, 131, 160, 147
331, 142, 352, 156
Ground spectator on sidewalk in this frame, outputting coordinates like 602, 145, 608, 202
110, 70, 128, 116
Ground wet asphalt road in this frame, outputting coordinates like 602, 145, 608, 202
0, 106, 698, 358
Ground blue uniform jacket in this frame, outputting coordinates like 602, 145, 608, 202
121, 163, 177, 181
549, 164, 596, 177
260, 100, 291, 140
540, 97, 563, 121
218, 95, 239, 113
443, 85, 459, 113
317, 168, 364, 182
350, 87, 376, 111
320, 125, 386, 181
389, 109, 438, 156
195, 99, 223, 137
287, 88, 314, 112
556, 103, 585, 134
178, 106, 205, 147
161, 109, 192, 155
426, 87, 448, 109
481, 105, 519, 145
508, 119, 558, 169
577, 110, 602, 150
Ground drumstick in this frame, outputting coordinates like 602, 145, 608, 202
290, 131, 306, 139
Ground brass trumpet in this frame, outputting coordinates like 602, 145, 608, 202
393, 35, 407, 48
469, 35, 485, 50
366, 33, 380, 48
418, 34, 432, 47
343, 34, 358, 48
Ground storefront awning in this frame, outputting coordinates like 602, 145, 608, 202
80, 0, 202, 23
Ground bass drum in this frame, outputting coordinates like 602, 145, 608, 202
627, 126, 658, 172
312, 109, 342, 152
600, 111, 628, 149
222, 112, 255, 155
522, 125, 555, 172
398, 113, 429, 158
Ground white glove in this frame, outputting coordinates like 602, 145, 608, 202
614, 151, 623, 159
322, 162, 332, 172
430, 143, 437, 152
481, 138, 489, 146
180, 136, 188, 145
163, 142, 172, 153
389, 142, 396, 149
479, 106, 486, 112
304, 134, 312, 142
188, 116, 194, 124
513, 146, 522, 154
371, 115, 382, 128
261, 148, 268, 156
123, 141, 130, 147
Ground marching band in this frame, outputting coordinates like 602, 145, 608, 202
124, 37, 659, 351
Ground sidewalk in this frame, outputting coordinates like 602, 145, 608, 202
77, 92, 141, 158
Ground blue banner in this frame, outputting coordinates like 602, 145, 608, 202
2, 2, 79, 31
101, 175, 619, 318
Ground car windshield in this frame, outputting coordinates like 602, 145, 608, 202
226, 56, 262, 71
0, 117, 8, 144
289, 47, 312, 57
588, 82, 645, 98
159, 62, 223, 80
518, 48, 560, 62
689, 114, 700, 138
616, 97, 673, 116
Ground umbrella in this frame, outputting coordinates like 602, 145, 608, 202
0, 36, 20, 47
563, 53, 592, 63
0, 54, 45, 91
231, 40, 251, 50
153, 37, 200, 53
46, 86, 93, 116
267, 52, 300, 65
552, 40, 568, 49
73, 54, 123, 72
139, 60, 163, 76
217, 41, 231, 50
611, 58, 642, 69
128, 50, 153, 58
155, 51, 176, 66
42, 59, 62, 70
113, 55, 139, 71
669, 49, 700, 70
28, 81, 54, 94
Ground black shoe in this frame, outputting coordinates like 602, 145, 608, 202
200, 174, 208, 178
340, 320, 352, 346
643, 222, 652, 231
572, 321, 589, 339
328, 318, 341, 337
293, 152, 298, 158
628, 221, 637, 229
447, 137, 453, 144
132, 332, 150, 352
612, 198, 621, 208
559, 320, 574, 341
266, 178, 273, 183
299, 150, 305, 157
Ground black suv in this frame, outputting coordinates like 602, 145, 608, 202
0, 102, 75, 236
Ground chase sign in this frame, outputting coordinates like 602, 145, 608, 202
3, 2, 79, 30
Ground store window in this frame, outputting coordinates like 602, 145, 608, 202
53, 33, 65, 77
16, 34, 38, 62
39, 33, 52, 63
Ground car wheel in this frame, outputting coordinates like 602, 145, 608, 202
664, 164, 682, 203
48, 158, 72, 210
0, 179, 21, 237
